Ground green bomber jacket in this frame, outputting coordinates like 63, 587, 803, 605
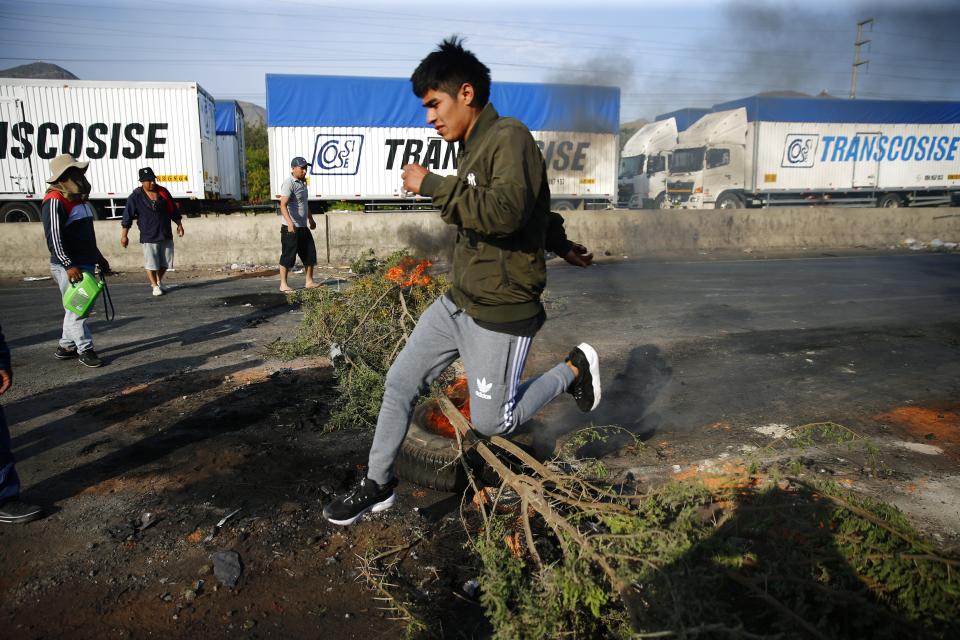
420, 103, 573, 324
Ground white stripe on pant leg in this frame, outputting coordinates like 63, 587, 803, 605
502, 336, 532, 429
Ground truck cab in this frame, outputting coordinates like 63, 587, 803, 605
665, 108, 749, 209
618, 119, 678, 208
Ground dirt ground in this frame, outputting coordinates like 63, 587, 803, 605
2, 355, 491, 639
2, 251, 959, 638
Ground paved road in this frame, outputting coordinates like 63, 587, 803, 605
1, 250, 958, 478
527, 251, 960, 448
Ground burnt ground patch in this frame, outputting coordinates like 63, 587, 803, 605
1, 361, 488, 639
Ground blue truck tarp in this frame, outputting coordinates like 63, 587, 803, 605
215, 100, 239, 136
265, 74, 620, 133
712, 96, 960, 124
655, 107, 711, 132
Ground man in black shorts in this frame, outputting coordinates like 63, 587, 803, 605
278, 157, 318, 292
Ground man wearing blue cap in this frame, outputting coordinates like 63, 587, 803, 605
278, 157, 318, 292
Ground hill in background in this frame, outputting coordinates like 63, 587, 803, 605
0, 62, 78, 79
237, 101, 266, 126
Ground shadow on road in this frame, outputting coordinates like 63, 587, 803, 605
22, 366, 333, 506
11, 356, 257, 462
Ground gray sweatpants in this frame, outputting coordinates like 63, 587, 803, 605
51, 262, 95, 353
367, 294, 574, 485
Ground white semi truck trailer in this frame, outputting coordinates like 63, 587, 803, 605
266, 75, 620, 211
618, 107, 709, 209
662, 96, 960, 209
0, 79, 220, 222
215, 100, 248, 201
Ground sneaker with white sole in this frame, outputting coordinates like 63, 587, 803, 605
152, 285, 163, 296
78, 349, 103, 368
323, 477, 397, 526
566, 343, 601, 412
0, 499, 43, 524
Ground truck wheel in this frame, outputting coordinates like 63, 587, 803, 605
878, 193, 904, 208
552, 199, 576, 212
654, 193, 669, 209
714, 192, 744, 209
1, 202, 40, 223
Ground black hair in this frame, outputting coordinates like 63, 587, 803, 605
411, 36, 491, 108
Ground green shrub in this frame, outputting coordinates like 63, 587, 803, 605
275, 250, 448, 429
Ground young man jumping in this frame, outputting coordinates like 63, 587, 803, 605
324, 37, 601, 526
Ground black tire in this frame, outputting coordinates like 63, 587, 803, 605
654, 192, 669, 209
552, 199, 576, 212
878, 193, 904, 208
714, 192, 744, 209
395, 403, 470, 492
1, 201, 40, 223
395, 401, 501, 492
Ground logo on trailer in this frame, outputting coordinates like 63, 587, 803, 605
781, 134, 819, 168
311, 134, 364, 175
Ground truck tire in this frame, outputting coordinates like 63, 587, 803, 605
714, 192, 744, 209
395, 402, 471, 492
1, 202, 40, 223
878, 193, 904, 208
552, 199, 577, 212
654, 192, 669, 209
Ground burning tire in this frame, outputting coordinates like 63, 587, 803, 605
395, 402, 471, 492
395, 379, 492, 492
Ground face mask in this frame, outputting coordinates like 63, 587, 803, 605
50, 170, 92, 200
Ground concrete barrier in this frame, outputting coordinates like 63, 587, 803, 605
2, 207, 959, 276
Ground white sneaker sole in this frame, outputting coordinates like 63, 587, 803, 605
577, 342, 601, 411
324, 492, 396, 526
0, 509, 43, 524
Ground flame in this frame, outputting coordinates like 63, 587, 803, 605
385, 257, 433, 287
423, 377, 471, 439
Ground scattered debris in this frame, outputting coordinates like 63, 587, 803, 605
894, 440, 944, 456
753, 423, 794, 439
203, 508, 241, 543
461, 579, 480, 598
211, 551, 243, 589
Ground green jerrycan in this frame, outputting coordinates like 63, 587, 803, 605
62, 271, 105, 318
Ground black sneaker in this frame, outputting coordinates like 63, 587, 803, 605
55, 346, 78, 360
78, 349, 103, 368
0, 499, 43, 524
323, 477, 397, 526
566, 343, 601, 412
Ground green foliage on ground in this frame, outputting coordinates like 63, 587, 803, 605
472, 450, 960, 639
272, 250, 447, 430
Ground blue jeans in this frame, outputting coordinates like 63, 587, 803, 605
0, 404, 20, 503
50, 263, 95, 353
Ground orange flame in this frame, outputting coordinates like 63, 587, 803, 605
424, 377, 471, 439
385, 257, 433, 287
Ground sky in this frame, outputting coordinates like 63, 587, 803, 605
1, 0, 958, 124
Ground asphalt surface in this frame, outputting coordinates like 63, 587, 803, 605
1, 249, 959, 505
3, 250, 960, 424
